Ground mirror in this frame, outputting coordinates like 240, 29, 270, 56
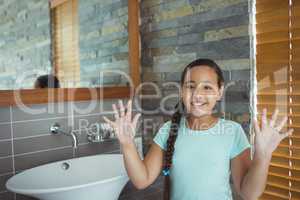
0, 0, 133, 90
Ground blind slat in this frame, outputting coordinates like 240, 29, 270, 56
269, 165, 300, 181
51, 0, 80, 87
256, 19, 289, 34
256, 0, 289, 13
257, 41, 290, 52
257, 94, 300, 102
256, 31, 289, 44
259, 193, 287, 200
256, 104, 300, 115
256, 9, 289, 24
265, 184, 290, 198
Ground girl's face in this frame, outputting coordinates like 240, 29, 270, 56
181, 66, 224, 117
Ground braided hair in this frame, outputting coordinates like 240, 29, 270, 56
162, 58, 224, 200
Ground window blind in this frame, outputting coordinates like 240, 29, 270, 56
51, 0, 80, 87
256, 0, 300, 199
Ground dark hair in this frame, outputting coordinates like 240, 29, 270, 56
35, 74, 60, 88
163, 58, 224, 200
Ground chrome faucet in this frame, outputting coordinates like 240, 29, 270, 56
50, 123, 78, 149
87, 123, 114, 143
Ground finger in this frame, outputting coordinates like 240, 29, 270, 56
253, 118, 261, 134
132, 113, 141, 129
270, 109, 279, 127
112, 104, 120, 119
126, 99, 132, 121
275, 115, 288, 132
279, 128, 294, 141
103, 116, 115, 127
118, 99, 125, 117
262, 108, 268, 129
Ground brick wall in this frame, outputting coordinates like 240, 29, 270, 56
0, 0, 130, 89
140, 0, 252, 150
140, 1, 252, 199
78, 0, 130, 87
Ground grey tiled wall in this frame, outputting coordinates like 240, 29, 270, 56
0, 99, 155, 200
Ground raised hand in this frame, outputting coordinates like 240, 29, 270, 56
103, 99, 141, 146
253, 108, 294, 161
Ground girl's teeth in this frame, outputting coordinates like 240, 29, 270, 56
193, 102, 206, 106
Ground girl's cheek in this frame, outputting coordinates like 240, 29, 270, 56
206, 93, 219, 100
182, 92, 192, 101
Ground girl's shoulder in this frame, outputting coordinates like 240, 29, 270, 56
219, 118, 242, 127
218, 118, 246, 136
158, 120, 174, 132
159, 117, 243, 133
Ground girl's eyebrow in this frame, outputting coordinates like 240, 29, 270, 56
184, 81, 196, 84
184, 80, 214, 84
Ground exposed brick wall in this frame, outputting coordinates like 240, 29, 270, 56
0, 0, 51, 89
140, 1, 252, 199
140, 0, 252, 150
78, 0, 129, 87
0, 0, 130, 89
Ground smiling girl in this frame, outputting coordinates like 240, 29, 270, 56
103, 58, 293, 200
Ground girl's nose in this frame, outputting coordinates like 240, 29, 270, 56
193, 85, 205, 96
192, 90, 205, 100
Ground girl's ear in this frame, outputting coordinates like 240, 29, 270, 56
217, 85, 224, 101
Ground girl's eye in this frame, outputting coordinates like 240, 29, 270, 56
204, 86, 212, 90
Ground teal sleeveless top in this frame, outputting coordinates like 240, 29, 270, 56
153, 117, 251, 200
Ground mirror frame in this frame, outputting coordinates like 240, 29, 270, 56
0, 0, 140, 106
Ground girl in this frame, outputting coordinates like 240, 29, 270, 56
103, 58, 293, 200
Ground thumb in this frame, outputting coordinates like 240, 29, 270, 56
132, 113, 141, 128
103, 116, 115, 128
280, 128, 294, 141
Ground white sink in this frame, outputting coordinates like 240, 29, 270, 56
6, 154, 129, 200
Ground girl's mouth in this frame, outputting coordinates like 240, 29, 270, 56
191, 102, 208, 107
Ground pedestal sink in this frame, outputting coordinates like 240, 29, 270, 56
6, 154, 128, 200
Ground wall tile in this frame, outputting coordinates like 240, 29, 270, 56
72, 100, 106, 116
0, 173, 13, 192
16, 194, 38, 200
73, 114, 105, 131
14, 147, 73, 171
12, 117, 70, 138
0, 107, 11, 123
72, 99, 129, 116
11, 102, 70, 122
13, 134, 71, 155
230, 69, 251, 81
75, 140, 120, 158
0, 123, 12, 141
0, 141, 12, 157
119, 176, 164, 200
0, 191, 15, 200
0, 157, 13, 174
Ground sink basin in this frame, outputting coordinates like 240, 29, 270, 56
6, 154, 129, 200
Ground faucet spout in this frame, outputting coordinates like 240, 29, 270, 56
50, 123, 78, 149
67, 131, 78, 149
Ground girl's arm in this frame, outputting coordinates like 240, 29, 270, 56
231, 148, 270, 200
103, 99, 164, 189
122, 142, 164, 189
231, 108, 293, 200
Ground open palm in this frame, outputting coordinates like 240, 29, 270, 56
253, 108, 294, 160
103, 99, 141, 145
